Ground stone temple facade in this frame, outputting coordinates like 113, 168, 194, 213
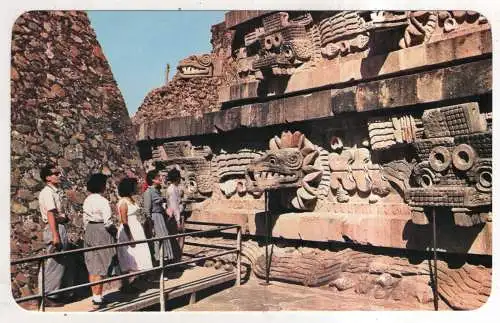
10, 10, 492, 310
134, 11, 491, 310
10, 11, 143, 300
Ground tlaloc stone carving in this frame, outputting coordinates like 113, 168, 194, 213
245, 12, 315, 79
153, 141, 213, 204
246, 131, 327, 210
319, 11, 409, 58
177, 54, 213, 78
438, 11, 488, 33
405, 103, 492, 226
329, 137, 391, 203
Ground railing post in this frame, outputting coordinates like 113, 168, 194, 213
40, 259, 45, 312
159, 240, 165, 312
189, 292, 196, 304
432, 208, 439, 311
236, 226, 241, 286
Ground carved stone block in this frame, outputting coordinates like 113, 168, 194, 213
329, 145, 391, 203
405, 103, 491, 225
246, 131, 328, 210
155, 141, 213, 203
367, 115, 423, 150
215, 149, 263, 197
421, 102, 486, 138
177, 54, 213, 78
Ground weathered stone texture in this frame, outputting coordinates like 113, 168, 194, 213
224, 11, 272, 29
184, 237, 491, 310
11, 10, 143, 299
137, 59, 490, 142
133, 11, 491, 311
132, 20, 236, 127
132, 76, 222, 125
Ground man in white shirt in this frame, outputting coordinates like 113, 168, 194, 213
37, 163, 73, 307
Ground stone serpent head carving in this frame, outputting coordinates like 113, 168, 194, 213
246, 131, 323, 210
177, 54, 213, 78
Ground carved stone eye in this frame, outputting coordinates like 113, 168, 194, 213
282, 44, 294, 59
269, 157, 277, 165
187, 178, 198, 193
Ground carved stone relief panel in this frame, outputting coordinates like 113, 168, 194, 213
328, 137, 392, 204
231, 11, 489, 83
404, 103, 491, 226
436, 11, 488, 34
246, 131, 329, 210
367, 115, 423, 150
235, 12, 316, 80
319, 11, 409, 58
153, 141, 213, 204
214, 149, 263, 197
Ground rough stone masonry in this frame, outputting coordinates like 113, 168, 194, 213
10, 11, 143, 300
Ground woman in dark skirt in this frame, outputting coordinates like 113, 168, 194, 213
143, 170, 175, 271
83, 173, 117, 308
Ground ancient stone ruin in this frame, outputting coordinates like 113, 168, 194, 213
10, 11, 143, 301
10, 10, 492, 311
134, 10, 492, 310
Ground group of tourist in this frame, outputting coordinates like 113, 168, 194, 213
37, 163, 185, 308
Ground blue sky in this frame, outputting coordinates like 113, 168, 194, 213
87, 10, 226, 116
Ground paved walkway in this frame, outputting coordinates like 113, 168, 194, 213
178, 278, 450, 311
45, 265, 235, 312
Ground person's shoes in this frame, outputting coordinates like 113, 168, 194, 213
42, 298, 64, 308
119, 284, 140, 294
60, 293, 77, 304
91, 300, 107, 310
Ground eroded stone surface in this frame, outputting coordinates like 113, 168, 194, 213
10, 10, 143, 300
183, 237, 490, 310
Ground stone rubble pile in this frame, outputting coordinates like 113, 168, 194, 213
131, 20, 236, 126
132, 75, 222, 126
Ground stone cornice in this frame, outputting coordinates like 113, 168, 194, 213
219, 28, 491, 104
136, 57, 491, 142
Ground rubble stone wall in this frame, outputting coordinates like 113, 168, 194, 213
10, 10, 143, 300
132, 75, 222, 125
131, 20, 235, 126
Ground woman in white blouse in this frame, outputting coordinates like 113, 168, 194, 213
82, 173, 117, 308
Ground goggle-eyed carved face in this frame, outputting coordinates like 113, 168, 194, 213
246, 148, 304, 191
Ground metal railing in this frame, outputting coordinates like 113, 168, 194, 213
11, 221, 242, 312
